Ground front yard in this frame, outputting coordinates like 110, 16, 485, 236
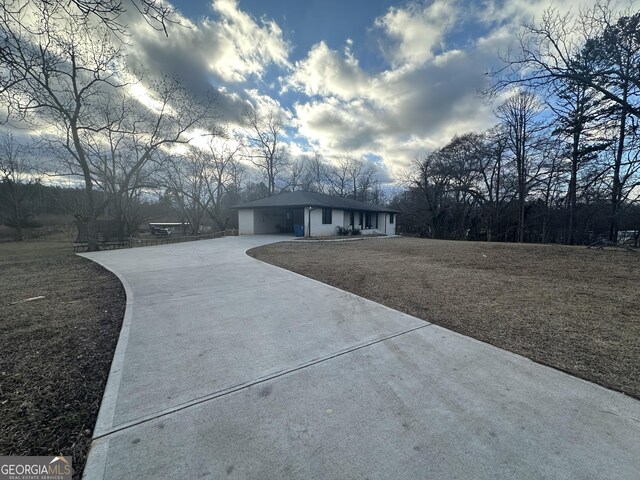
0, 241, 125, 479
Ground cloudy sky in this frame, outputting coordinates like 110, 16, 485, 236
139, 0, 513, 182
21, 0, 631, 184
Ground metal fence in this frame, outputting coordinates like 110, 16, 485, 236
131, 229, 238, 248
69, 229, 239, 251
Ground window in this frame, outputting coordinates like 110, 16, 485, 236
322, 208, 332, 224
359, 211, 363, 226
349, 211, 354, 226
389, 213, 394, 224
365, 212, 371, 229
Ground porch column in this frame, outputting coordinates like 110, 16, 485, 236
304, 207, 311, 237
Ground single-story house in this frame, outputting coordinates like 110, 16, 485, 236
231, 191, 400, 237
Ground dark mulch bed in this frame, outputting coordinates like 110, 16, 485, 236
0, 241, 125, 479
249, 237, 640, 400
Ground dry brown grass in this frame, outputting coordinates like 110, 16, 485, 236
0, 241, 125, 479
249, 237, 640, 399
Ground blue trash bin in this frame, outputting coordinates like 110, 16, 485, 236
294, 224, 304, 237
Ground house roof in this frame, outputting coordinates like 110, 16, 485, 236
231, 191, 400, 213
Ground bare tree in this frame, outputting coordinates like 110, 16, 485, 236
438, 133, 488, 239
0, 3, 217, 249
496, 91, 546, 242
161, 135, 244, 232
325, 155, 377, 201
82, 96, 156, 238
368, 179, 388, 205
0, 133, 40, 240
326, 155, 352, 198
346, 156, 377, 201
492, 2, 640, 243
493, 3, 640, 118
592, 11, 640, 241
226, 157, 246, 196
476, 126, 510, 241
88, 80, 217, 230
550, 78, 608, 243
241, 106, 289, 195
535, 139, 567, 243
411, 151, 453, 238
203, 138, 243, 230
286, 157, 311, 192
39, 0, 175, 36
0, 3, 131, 249
162, 149, 211, 235
307, 152, 328, 193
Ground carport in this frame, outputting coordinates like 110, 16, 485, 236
240, 207, 305, 235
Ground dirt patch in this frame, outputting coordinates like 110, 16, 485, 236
249, 237, 640, 399
0, 241, 125, 479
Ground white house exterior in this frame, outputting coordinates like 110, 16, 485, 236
232, 191, 399, 237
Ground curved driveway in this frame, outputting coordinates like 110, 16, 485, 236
82, 235, 640, 479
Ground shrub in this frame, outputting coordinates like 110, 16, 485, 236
350, 228, 361, 236
336, 226, 349, 236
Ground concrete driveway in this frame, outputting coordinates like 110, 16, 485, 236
81, 235, 640, 479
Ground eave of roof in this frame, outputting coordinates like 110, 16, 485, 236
231, 191, 400, 213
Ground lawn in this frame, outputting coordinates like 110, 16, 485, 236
249, 237, 640, 399
0, 241, 125, 479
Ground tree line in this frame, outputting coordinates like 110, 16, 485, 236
393, 2, 640, 245
1, 119, 388, 241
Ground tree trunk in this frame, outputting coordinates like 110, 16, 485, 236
609, 109, 626, 243
14, 202, 23, 241
491, 152, 501, 243
268, 154, 275, 195
115, 194, 126, 241
542, 192, 550, 244
567, 130, 579, 244
518, 198, 525, 242
10, 182, 24, 241
83, 180, 99, 251
518, 147, 526, 243
71, 119, 100, 251
516, 118, 527, 243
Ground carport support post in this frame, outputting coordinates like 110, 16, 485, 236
305, 207, 312, 237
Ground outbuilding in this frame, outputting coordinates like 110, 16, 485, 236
232, 191, 399, 237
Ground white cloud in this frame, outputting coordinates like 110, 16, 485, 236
288, 42, 371, 101
289, 36, 495, 181
473, 0, 592, 27
244, 88, 293, 122
127, 0, 290, 87
210, 0, 291, 81
374, 0, 457, 68
288, 0, 598, 182
295, 98, 385, 152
